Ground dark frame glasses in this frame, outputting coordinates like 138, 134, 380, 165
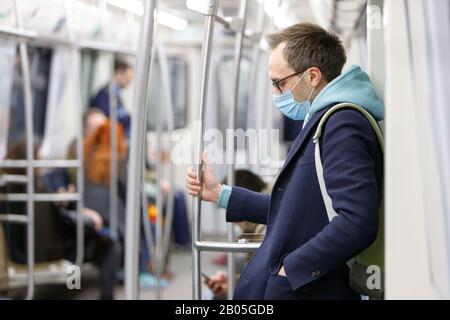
271, 71, 302, 94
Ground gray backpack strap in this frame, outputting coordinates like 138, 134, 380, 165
313, 103, 385, 223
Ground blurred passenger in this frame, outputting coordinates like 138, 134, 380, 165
90, 58, 133, 139
83, 120, 128, 241
67, 108, 107, 184
187, 23, 384, 300
0, 139, 120, 300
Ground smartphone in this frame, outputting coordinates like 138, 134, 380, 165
201, 272, 211, 282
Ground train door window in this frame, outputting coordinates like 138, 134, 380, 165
217, 55, 251, 134
147, 59, 165, 131
7, 46, 52, 156
147, 56, 188, 131
80, 50, 99, 110
0, 38, 16, 160
168, 57, 188, 129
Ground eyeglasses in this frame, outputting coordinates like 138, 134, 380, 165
271, 71, 302, 94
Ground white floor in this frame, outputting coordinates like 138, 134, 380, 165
4, 250, 230, 300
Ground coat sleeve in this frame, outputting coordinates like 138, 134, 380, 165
283, 109, 382, 291
226, 186, 271, 225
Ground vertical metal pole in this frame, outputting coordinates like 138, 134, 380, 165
64, 0, 85, 268
108, 67, 119, 240
193, 0, 219, 300
154, 50, 164, 301
158, 42, 176, 286
125, 0, 156, 300
226, 0, 248, 300
247, 2, 266, 175
98, 0, 119, 241
141, 149, 156, 271
13, 0, 34, 300
247, 1, 266, 131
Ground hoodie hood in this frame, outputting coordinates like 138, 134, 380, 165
305, 65, 384, 124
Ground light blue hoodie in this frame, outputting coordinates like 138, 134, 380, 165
304, 65, 385, 126
217, 65, 385, 211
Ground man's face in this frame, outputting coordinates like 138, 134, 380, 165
115, 68, 134, 89
268, 42, 312, 102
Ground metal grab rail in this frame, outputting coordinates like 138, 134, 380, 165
226, 0, 248, 300
0, 193, 81, 202
191, 0, 218, 300
0, 15, 136, 56
0, 215, 28, 224
0, 0, 87, 299
194, 241, 260, 253
124, 0, 157, 300
191, 0, 267, 301
0, 24, 37, 39
12, 0, 35, 301
157, 42, 176, 299
137, 40, 177, 300
0, 160, 81, 168
154, 25, 164, 300
64, 0, 85, 270
188, 0, 255, 300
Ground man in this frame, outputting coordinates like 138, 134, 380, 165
90, 58, 133, 139
186, 23, 384, 300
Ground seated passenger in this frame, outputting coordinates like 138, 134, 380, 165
0, 139, 120, 300
83, 119, 127, 242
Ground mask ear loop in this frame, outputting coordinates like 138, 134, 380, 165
307, 86, 315, 102
289, 71, 307, 92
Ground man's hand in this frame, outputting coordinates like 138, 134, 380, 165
278, 266, 287, 277
186, 152, 221, 203
204, 271, 228, 296
82, 208, 104, 232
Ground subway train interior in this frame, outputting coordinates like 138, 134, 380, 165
0, 0, 449, 301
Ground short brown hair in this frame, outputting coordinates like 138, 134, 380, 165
114, 57, 132, 73
266, 23, 347, 82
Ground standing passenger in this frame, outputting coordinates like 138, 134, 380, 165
186, 23, 384, 300
90, 58, 134, 139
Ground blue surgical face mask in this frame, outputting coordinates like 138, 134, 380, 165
272, 71, 315, 121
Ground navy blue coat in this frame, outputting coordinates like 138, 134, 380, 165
226, 106, 383, 300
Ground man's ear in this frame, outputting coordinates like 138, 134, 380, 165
308, 67, 322, 87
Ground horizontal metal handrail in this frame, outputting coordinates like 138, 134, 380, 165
0, 214, 28, 224
0, 159, 81, 168
0, 24, 37, 39
0, 26, 137, 56
0, 193, 80, 202
194, 241, 261, 253
215, 15, 231, 29
78, 39, 137, 56
0, 174, 28, 185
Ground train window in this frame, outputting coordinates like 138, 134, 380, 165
147, 56, 188, 131
7, 46, 52, 157
217, 55, 251, 134
80, 50, 99, 110
0, 38, 16, 160
168, 57, 188, 130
